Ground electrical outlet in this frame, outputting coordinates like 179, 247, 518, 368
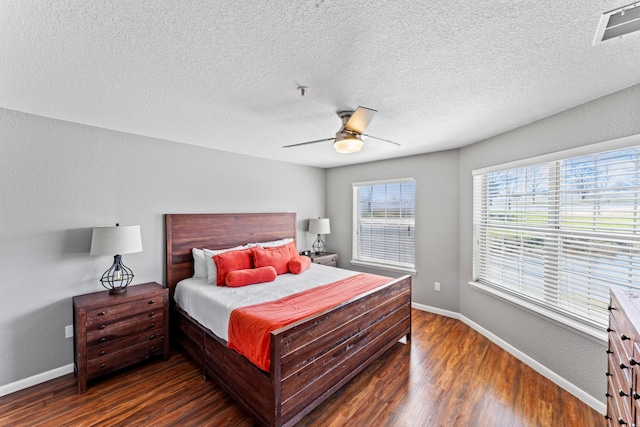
434, 282, 441, 292
65, 325, 74, 339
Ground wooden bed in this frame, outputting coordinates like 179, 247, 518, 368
165, 213, 412, 427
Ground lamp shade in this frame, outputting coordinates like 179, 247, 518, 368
308, 218, 330, 235
90, 225, 143, 256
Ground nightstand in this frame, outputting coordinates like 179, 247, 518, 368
73, 282, 169, 393
309, 252, 338, 267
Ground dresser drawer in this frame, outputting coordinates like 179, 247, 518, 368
609, 355, 632, 402
607, 372, 633, 426
87, 330, 164, 360
87, 338, 164, 378
610, 330, 633, 385
310, 253, 338, 267
86, 296, 163, 325
610, 293, 635, 358
86, 311, 163, 347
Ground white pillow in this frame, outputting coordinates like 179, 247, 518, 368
256, 237, 294, 248
203, 245, 248, 285
192, 248, 207, 279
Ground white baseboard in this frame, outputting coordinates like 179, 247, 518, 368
411, 303, 606, 415
0, 363, 74, 397
411, 302, 460, 320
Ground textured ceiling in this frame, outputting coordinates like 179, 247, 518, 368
1, 1, 640, 168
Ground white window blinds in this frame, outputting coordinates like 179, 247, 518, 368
473, 145, 640, 331
352, 178, 416, 272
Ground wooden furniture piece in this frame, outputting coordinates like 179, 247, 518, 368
166, 213, 412, 427
73, 282, 169, 393
309, 251, 338, 267
606, 288, 640, 426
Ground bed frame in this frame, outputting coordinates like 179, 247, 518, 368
165, 213, 412, 427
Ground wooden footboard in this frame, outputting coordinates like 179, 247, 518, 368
274, 275, 411, 426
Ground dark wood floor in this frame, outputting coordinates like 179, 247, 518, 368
0, 310, 604, 426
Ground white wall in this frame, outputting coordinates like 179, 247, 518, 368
0, 108, 326, 387
326, 150, 460, 312
458, 82, 640, 402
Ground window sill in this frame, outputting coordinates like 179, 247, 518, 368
468, 281, 607, 345
350, 260, 416, 275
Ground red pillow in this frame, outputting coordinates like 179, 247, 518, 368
288, 256, 311, 274
225, 266, 277, 287
285, 241, 298, 258
213, 248, 254, 286
253, 243, 296, 275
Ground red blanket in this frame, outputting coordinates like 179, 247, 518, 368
227, 273, 392, 371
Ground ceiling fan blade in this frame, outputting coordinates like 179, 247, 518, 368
344, 106, 377, 134
361, 133, 401, 146
282, 137, 335, 148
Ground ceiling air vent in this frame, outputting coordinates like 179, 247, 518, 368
594, 2, 640, 44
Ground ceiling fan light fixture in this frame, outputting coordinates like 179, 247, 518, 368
333, 135, 363, 153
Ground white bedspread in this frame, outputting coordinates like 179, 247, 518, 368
174, 263, 358, 341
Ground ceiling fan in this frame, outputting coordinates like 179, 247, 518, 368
282, 106, 400, 153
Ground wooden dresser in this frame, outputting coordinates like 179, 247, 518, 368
607, 288, 640, 425
73, 282, 169, 393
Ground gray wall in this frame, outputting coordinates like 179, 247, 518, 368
326, 150, 460, 312
0, 108, 326, 387
458, 82, 640, 401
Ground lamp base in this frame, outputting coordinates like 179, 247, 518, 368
100, 254, 134, 295
312, 235, 326, 254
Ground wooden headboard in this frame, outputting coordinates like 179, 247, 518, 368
165, 213, 297, 294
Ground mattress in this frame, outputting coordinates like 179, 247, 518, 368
173, 263, 358, 341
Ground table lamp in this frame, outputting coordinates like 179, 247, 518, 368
90, 223, 143, 294
308, 218, 330, 254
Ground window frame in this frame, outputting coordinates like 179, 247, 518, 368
471, 133, 640, 342
351, 178, 417, 274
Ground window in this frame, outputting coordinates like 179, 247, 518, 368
352, 178, 416, 273
473, 141, 640, 334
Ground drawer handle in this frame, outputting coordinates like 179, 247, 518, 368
99, 324, 106, 330
150, 346, 155, 351
620, 389, 629, 397
605, 415, 611, 420
607, 349, 613, 354
618, 417, 628, 425
631, 358, 639, 366
634, 392, 640, 400
148, 300, 155, 305
99, 350, 106, 356
609, 305, 615, 311
149, 334, 155, 339
606, 392, 612, 397
98, 311, 106, 316
100, 363, 106, 369
149, 323, 155, 329
621, 334, 630, 341
606, 371, 613, 377
620, 362, 629, 369
100, 337, 107, 343
149, 312, 155, 317
607, 327, 613, 333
